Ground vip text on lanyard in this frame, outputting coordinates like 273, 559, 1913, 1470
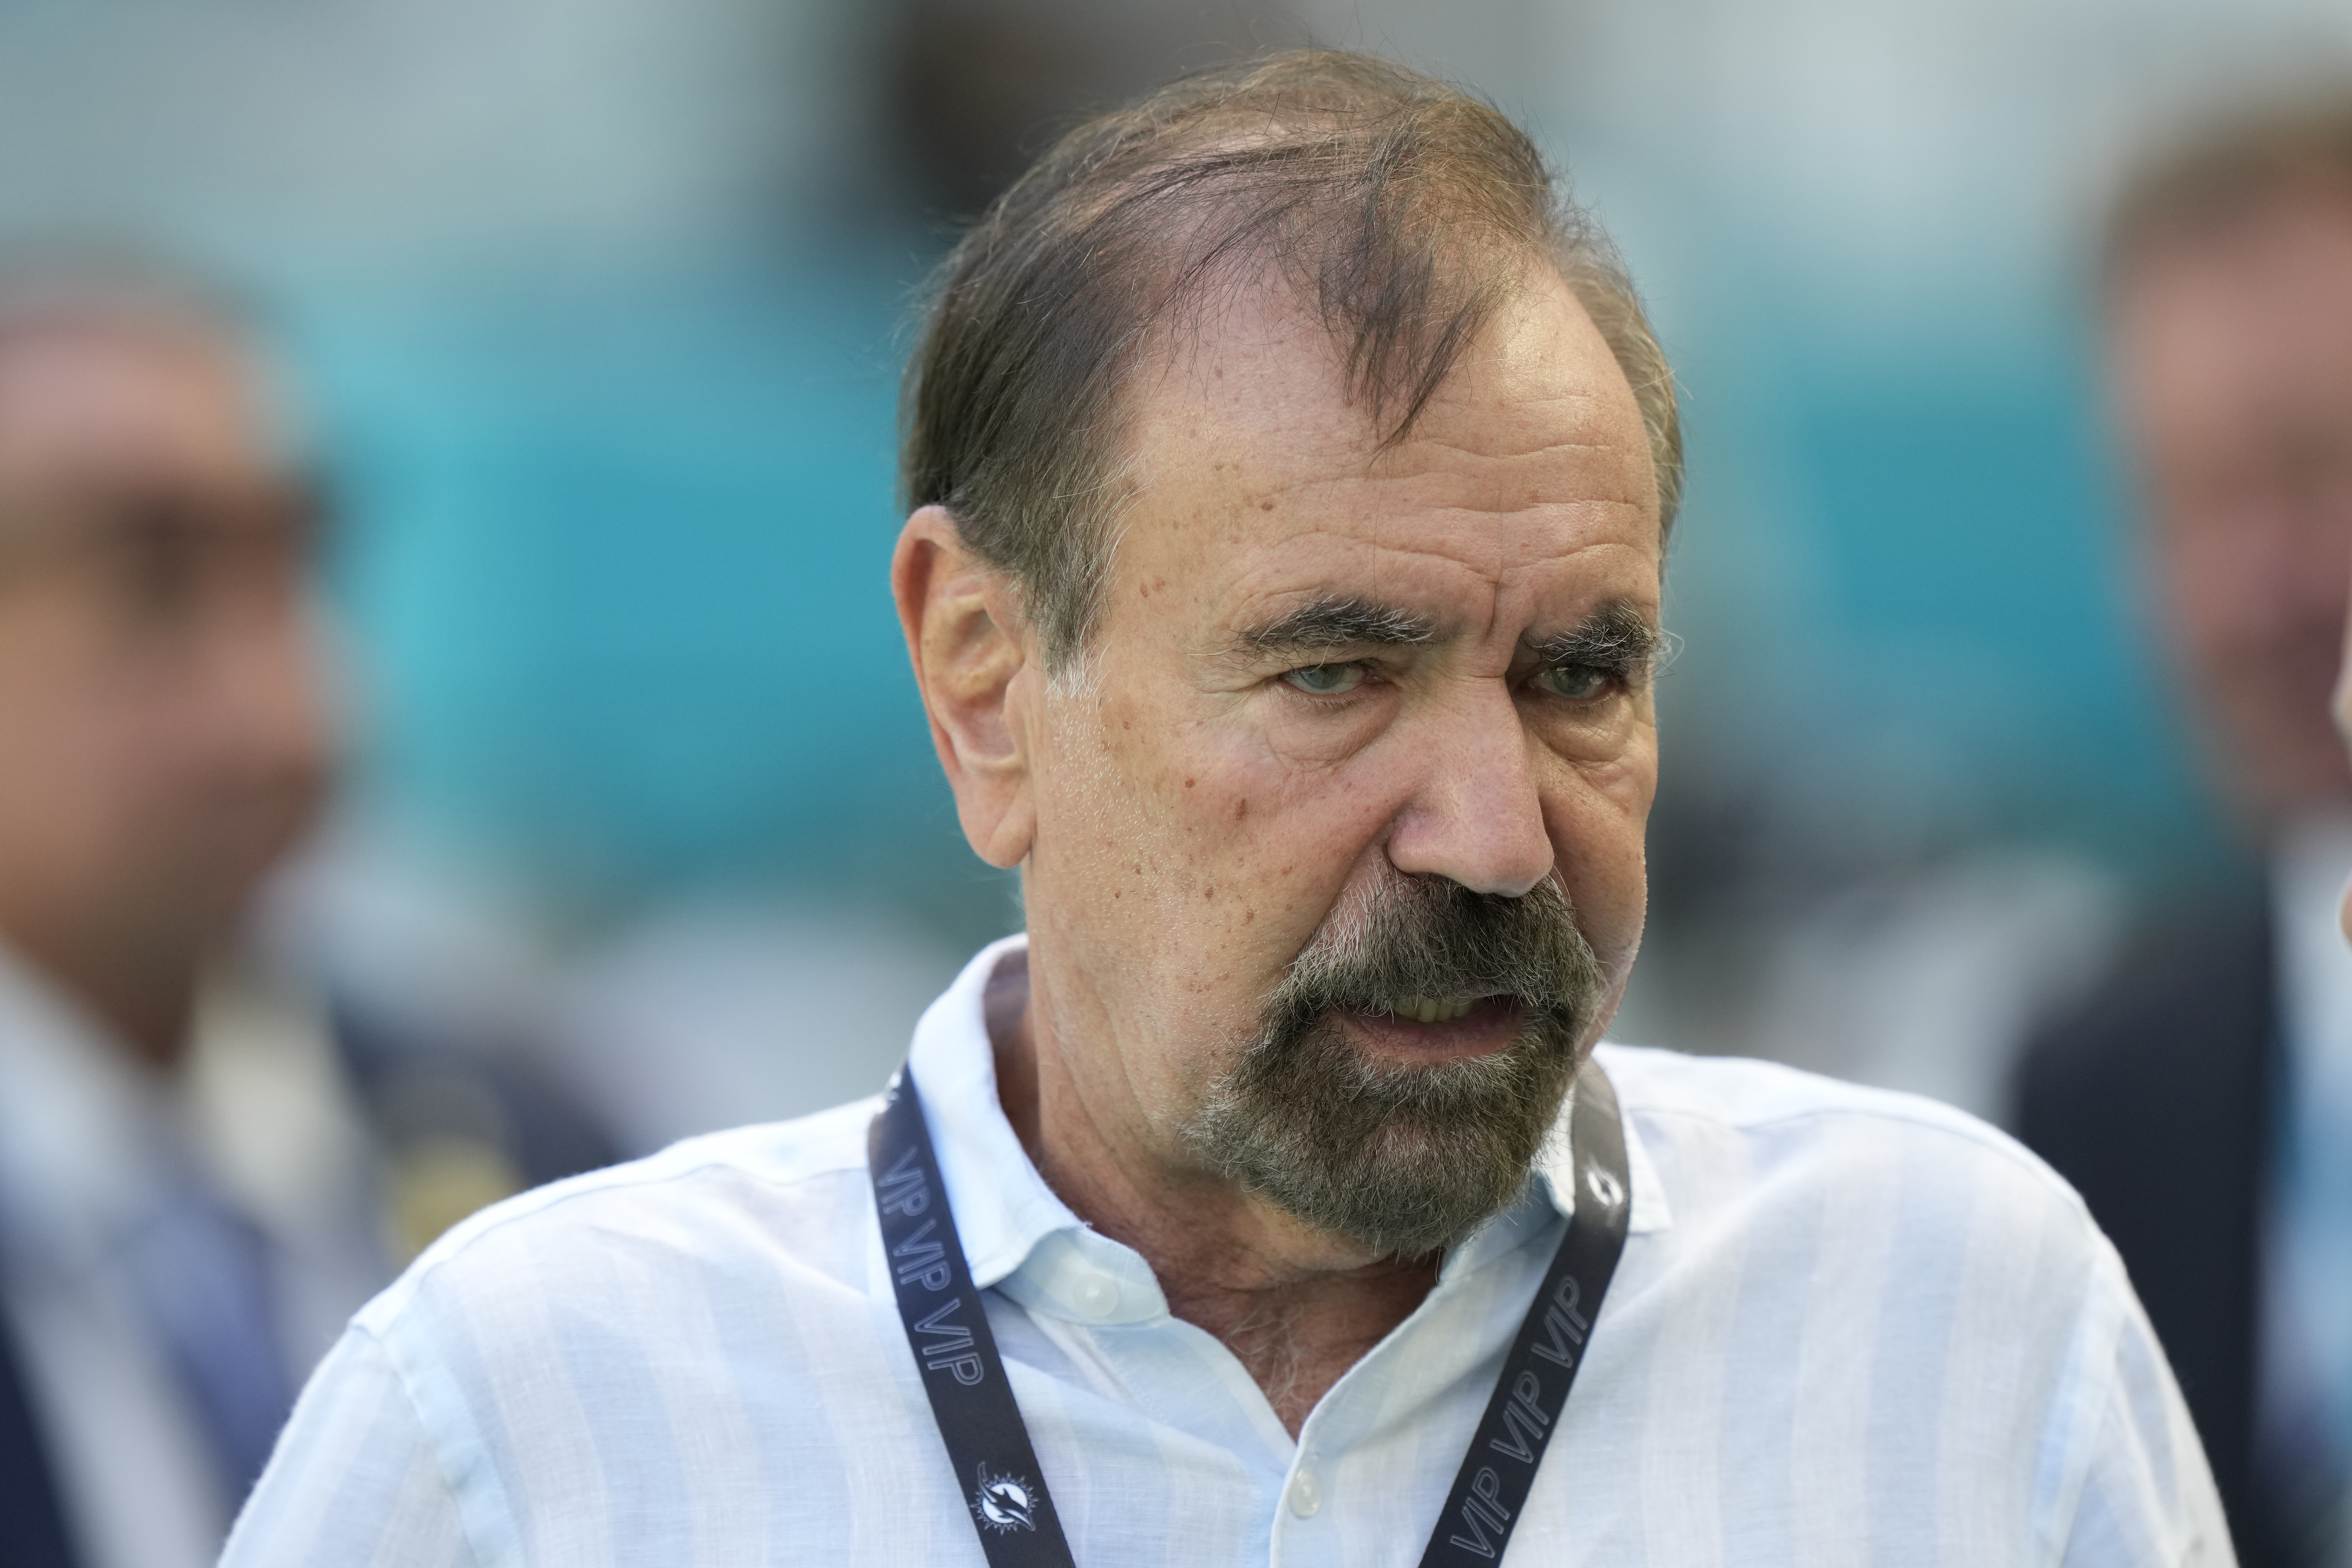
870, 1057, 1631, 1568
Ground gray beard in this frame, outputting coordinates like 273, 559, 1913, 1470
1178, 871, 1606, 1259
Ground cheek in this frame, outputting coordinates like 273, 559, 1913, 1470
1545, 752, 1656, 970
1100, 704, 1385, 982
1037, 688, 1268, 938
1157, 756, 1327, 950
1184, 783, 1339, 969
0, 681, 165, 905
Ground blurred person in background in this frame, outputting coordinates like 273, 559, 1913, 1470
0, 267, 610, 1568
0, 271, 347, 1568
2016, 96, 2352, 1568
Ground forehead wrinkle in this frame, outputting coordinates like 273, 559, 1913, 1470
1397, 433, 1622, 459
1220, 522, 1653, 576
1370, 456, 1646, 527
1288, 409, 1654, 507
1227, 456, 1654, 536
1223, 526, 1594, 583
1375, 383, 1636, 466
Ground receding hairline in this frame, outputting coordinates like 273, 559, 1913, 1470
1116, 246, 1661, 509
901, 48, 1681, 672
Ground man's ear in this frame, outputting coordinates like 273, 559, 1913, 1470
893, 506, 1037, 868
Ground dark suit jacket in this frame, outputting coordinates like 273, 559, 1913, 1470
2014, 894, 2278, 1566
0, 990, 617, 1568
0, 1269, 77, 1568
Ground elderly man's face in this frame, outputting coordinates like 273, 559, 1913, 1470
973, 262, 1660, 1244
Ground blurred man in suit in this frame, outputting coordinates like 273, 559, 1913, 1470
0, 272, 383, 1568
2016, 96, 2352, 1568
0, 273, 351, 1568
0, 269, 623, 1568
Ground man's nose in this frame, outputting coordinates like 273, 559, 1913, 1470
1381, 682, 1554, 898
195, 588, 336, 799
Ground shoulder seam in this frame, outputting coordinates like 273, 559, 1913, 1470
357, 1319, 520, 1568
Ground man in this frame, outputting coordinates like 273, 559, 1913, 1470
2014, 96, 2352, 1568
0, 272, 612, 1568
0, 274, 360, 1568
231, 53, 2224, 1564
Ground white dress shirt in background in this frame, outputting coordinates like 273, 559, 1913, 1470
224, 935, 2228, 1567
0, 944, 382, 1568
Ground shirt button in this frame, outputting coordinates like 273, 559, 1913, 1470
1288, 1469, 1322, 1519
1071, 1277, 1120, 1319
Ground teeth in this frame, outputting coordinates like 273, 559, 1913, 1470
1400, 998, 1474, 1024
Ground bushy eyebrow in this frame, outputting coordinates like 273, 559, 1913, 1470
1532, 600, 1664, 680
1231, 594, 1437, 658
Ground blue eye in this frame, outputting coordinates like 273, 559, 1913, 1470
1535, 663, 1611, 701
1282, 663, 1367, 696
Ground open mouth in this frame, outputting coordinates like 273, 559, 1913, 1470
1337, 994, 1528, 1060
1390, 996, 1476, 1024
1372, 993, 1520, 1024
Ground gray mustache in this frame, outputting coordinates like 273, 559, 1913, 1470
1269, 872, 1604, 1033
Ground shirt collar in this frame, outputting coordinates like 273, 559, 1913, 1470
902, 934, 1671, 1322
903, 936, 1087, 1291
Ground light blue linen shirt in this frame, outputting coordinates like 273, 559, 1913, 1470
223, 936, 2228, 1566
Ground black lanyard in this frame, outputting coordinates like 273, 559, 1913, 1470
867, 1055, 1631, 1567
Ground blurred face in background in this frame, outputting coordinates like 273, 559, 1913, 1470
0, 314, 332, 1062
2109, 181, 2352, 831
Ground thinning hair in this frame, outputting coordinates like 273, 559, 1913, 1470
2104, 87, 2352, 286
903, 49, 1682, 672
